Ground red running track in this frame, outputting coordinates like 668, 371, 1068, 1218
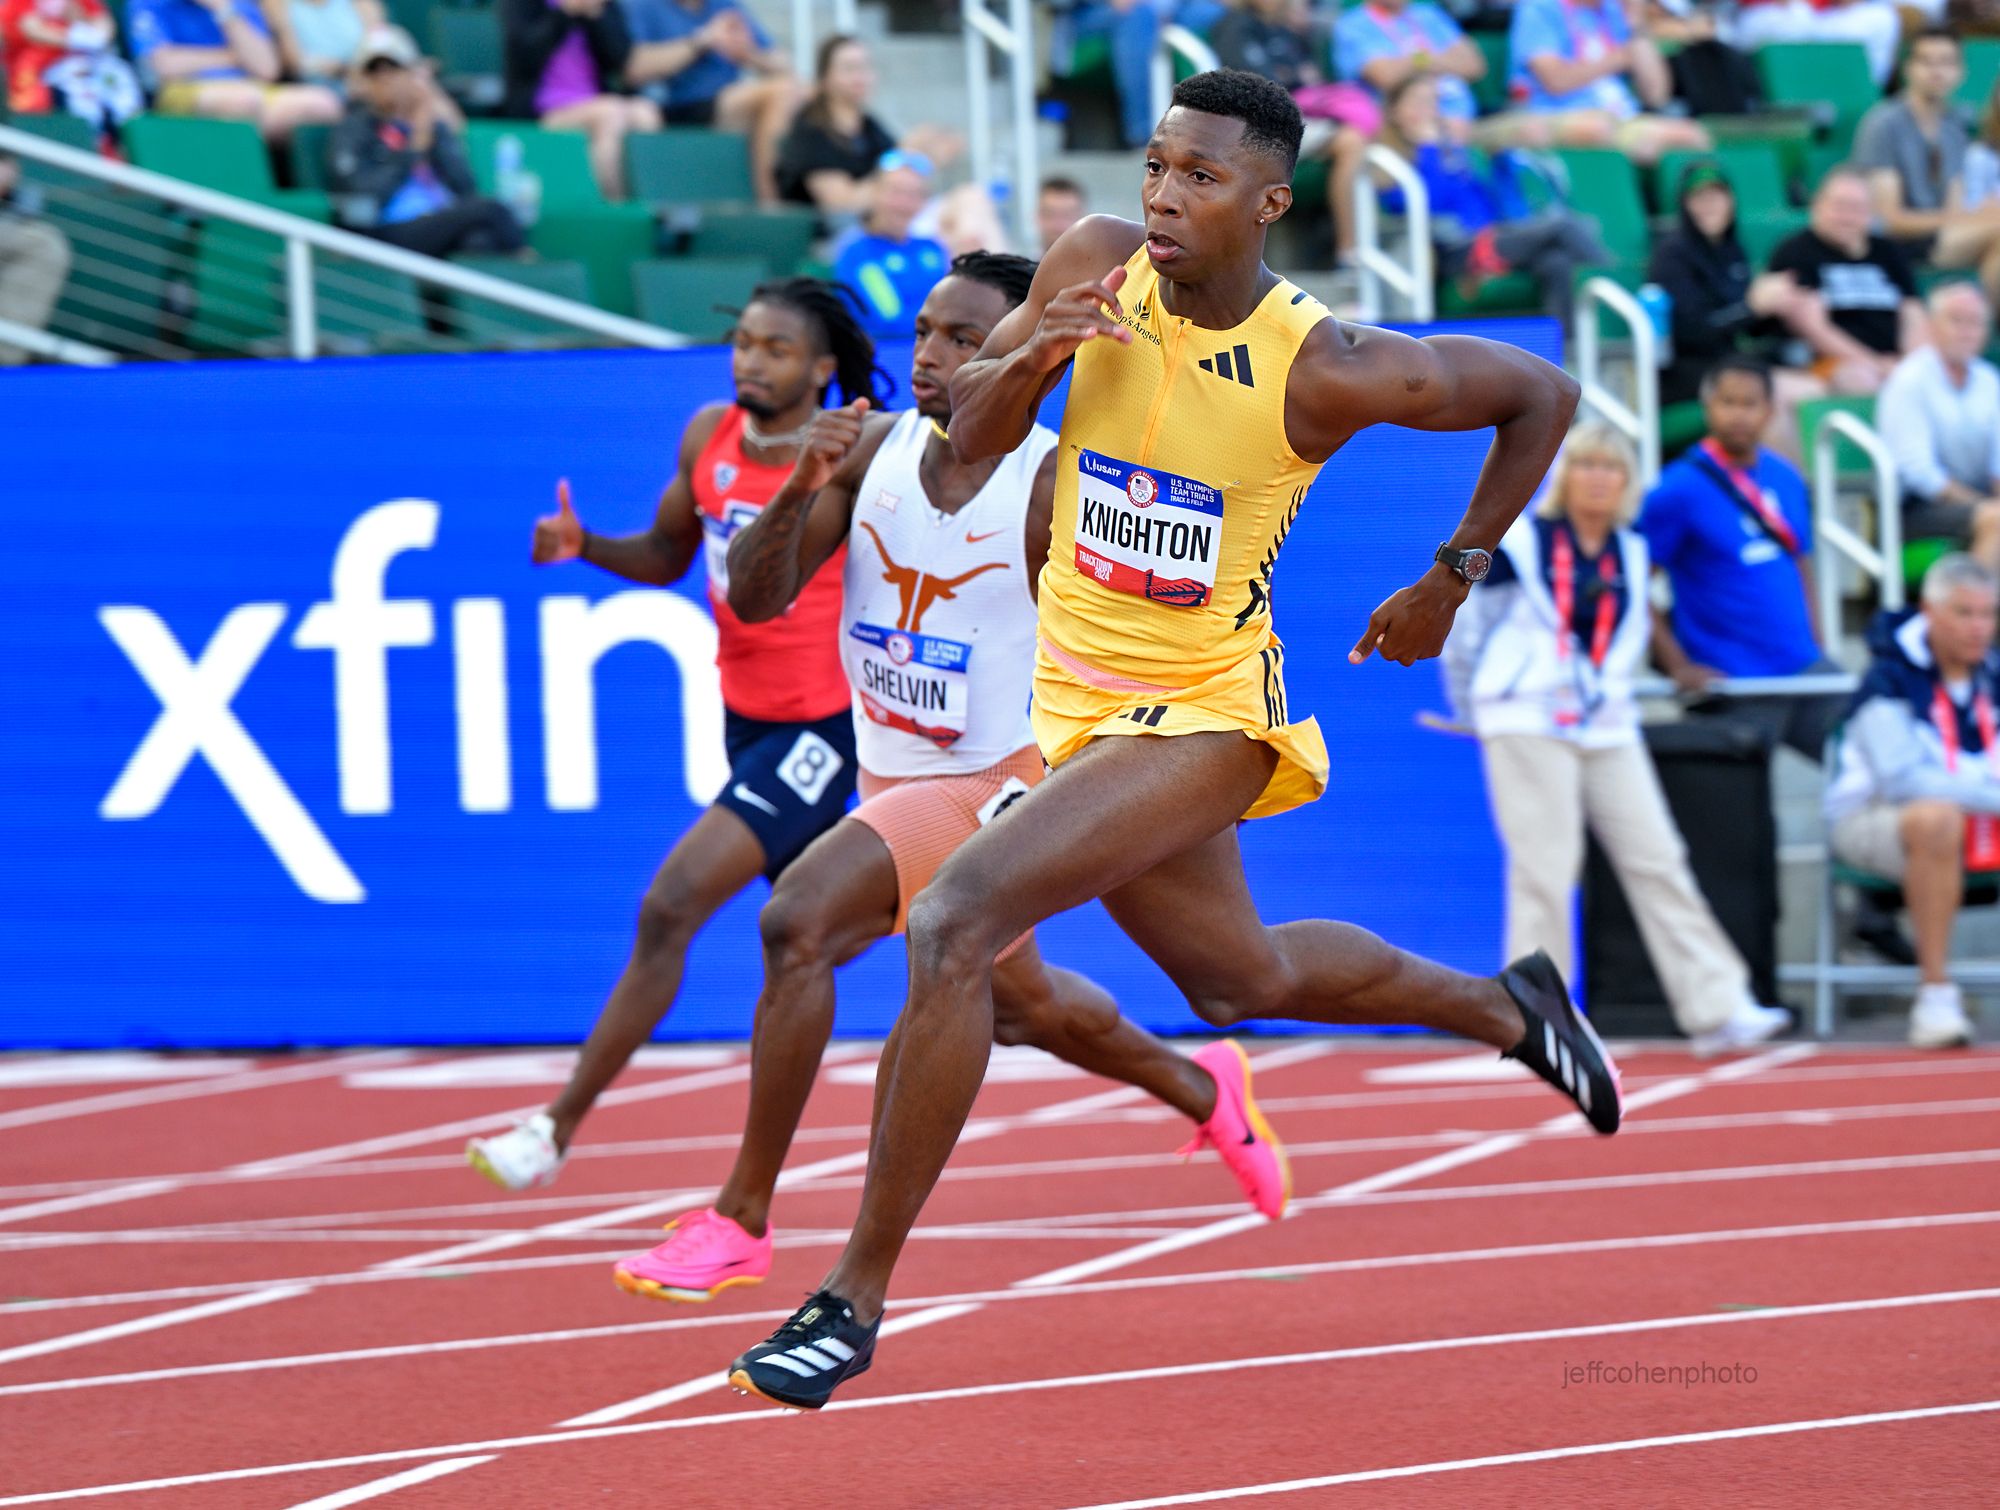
2, 1039, 1999, 1508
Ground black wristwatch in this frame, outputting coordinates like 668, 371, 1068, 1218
1435, 542, 1493, 584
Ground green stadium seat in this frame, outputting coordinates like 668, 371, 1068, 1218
461, 121, 608, 213
626, 128, 755, 207
449, 255, 598, 345
1755, 43, 1877, 141
432, 7, 505, 111
1438, 272, 1541, 318
127, 116, 270, 199
1550, 148, 1649, 264
688, 207, 818, 277
188, 220, 285, 354
1653, 142, 1788, 213
289, 123, 333, 192
529, 213, 659, 317
1957, 38, 2000, 113
1699, 113, 1814, 187
632, 256, 767, 341
1797, 393, 1877, 471
1469, 30, 1510, 115
1660, 400, 1706, 459
313, 257, 432, 351
40, 191, 193, 359
1740, 207, 1808, 269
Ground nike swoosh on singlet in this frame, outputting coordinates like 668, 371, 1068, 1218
965, 528, 1006, 544
732, 784, 781, 817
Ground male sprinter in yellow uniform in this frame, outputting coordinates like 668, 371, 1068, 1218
722, 69, 1612, 1410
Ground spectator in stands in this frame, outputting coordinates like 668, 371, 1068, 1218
1444, 420, 1792, 1057
1505, 0, 1710, 164
1729, 0, 1901, 90
1764, 166, 1925, 396
0, 148, 70, 363
1, 0, 143, 140
622, 0, 803, 205
775, 35, 999, 252
500, 0, 659, 201
1066, 1, 1228, 150
1824, 552, 1999, 1048
263, 0, 376, 89
1378, 73, 1609, 327
129, 0, 342, 144
328, 25, 526, 258
830, 152, 948, 339
1879, 282, 2000, 571
1037, 175, 1087, 253
1644, 0, 1761, 116
1210, 0, 1370, 263
1855, 27, 2000, 276
1334, 0, 1487, 138
1958, 78, 2000, 303
1647, 160, 1818, 419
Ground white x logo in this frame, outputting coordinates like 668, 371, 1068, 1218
98, 605, 363, 903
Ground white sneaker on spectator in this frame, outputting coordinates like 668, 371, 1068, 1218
1690, 1001, 1793, 1059
1909, 984, 1976, 1050
466, 1113, 565, 1190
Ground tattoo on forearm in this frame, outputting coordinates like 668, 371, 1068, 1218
732, 491, 812, 609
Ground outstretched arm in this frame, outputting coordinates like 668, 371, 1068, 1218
1021, 449, 1059, 605
1288, 324, 1579, 665
727, 403, 890, 622
529, 406, 713, 585
948, 215, 1144, 463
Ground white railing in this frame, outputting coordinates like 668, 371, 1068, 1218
790, 0, 859, 78
0, 312, 116, 367
1812, 408, 1903, 635
1353, 145, 1434, 324
1575, 276, 1659, 484
0, 122, 689, 359
964, 0, 1040, 250
1149, 24, 1219, 128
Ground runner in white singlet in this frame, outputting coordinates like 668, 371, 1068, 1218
608, 255, 1290, 1313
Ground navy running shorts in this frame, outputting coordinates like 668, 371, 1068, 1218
713, 708, 858, 879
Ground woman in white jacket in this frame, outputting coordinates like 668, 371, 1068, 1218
1445, 422, 1791, 1056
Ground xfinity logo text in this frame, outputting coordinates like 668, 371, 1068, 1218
98, 502, 727, 904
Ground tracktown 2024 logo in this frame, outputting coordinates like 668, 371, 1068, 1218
97, 501, 728, 905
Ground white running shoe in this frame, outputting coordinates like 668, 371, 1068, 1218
1909, 985, 1976, 1050
467, 1113, 565, 1190
1690, 1001, 1793, 1060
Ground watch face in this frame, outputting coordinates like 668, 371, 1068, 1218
1460, 548, 1492, 583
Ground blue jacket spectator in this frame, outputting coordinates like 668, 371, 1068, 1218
831, 153, 947, 339
621, 0, 801, 202
1334, 0, 1480, 124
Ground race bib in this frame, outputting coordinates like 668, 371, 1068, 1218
702, 501, 761, 597
1072, 449, 1223, 609
848, 621, 972, 748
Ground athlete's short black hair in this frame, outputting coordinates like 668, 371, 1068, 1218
1700, 352, 1773, 400
947, 250, 1037, 309
1167, 69, 1303, 174
743, 276, 890, 407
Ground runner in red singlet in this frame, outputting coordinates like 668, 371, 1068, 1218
468, 280, 884, 1192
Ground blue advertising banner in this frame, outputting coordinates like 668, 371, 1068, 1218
0, 319, 1561, 1047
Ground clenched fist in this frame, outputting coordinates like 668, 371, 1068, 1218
1022, 264, 1133, 374
531, 478, 585, 565
790, 398, 871, 495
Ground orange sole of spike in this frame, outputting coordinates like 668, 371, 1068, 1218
1226, 1039, 1292, 1217
728, 1368, 814, 1411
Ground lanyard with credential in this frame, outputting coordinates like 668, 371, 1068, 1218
1550, 525, 1620, 726
1699, 439, 1800, 554
1931, 685, 2000, 868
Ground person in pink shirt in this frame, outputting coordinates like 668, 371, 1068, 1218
500, 0, 659, 198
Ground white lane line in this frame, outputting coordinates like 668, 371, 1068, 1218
10, 1048, 1995, 1206
9, 1207, 1985, 1403
1022, 1043, 1817, 1290
15, 1139, 1997, 1319
0, 1223, 1188, 1253
1058, 1401, 2000, 1509
0, 1288, 308, 1367
4, 1285, 1994, 1506
0, 1052, 412, 1135
279, 1458, 500, 1510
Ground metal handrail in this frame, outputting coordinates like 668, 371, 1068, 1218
964, 0, 1039, 250
1575, 276, 1659, 484
1150, 24, 1220, 128
0, 312, 117, 366
0, 123, 690, 356
789, 0, 859, 80
1353, 144, 1433, 323
1813, 408, 1904, 635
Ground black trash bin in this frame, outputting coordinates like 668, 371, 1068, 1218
1581, 718, 1779, 1036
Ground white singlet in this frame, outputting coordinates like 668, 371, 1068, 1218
839, 410, 1055, 777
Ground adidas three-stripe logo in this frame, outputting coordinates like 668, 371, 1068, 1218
1545, 1021, 1591, 1115
1126, 705, 1168, 727
756, 1335, 859, 1379
1198, 343, 1255, 387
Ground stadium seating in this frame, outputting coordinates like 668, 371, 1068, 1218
627, 129, 758, 208
1755, 43, 1876, 146
125, 116, 332, 221
1958, 38, 2000, 112
450, 255, 600, 345
632, 256, 769, 339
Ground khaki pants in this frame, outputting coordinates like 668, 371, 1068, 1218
1482, 734, 1753, 1035
0, 217, 71, 365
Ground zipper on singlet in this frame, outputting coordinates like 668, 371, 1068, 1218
1135, 315, 1186, 464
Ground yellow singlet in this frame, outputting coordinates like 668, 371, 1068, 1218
1032, 246, 1334, 819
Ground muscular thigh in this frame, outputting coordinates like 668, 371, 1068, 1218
921, 731, 1276, 946
765, 817, 901, 960
1099, 823, 1285, 1006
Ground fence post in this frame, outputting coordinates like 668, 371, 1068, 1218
285, 236, 316, 361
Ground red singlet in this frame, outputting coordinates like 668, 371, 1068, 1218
693, 407, 851, 723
